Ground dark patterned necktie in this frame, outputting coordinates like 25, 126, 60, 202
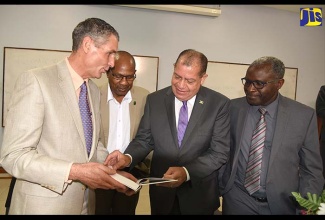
79, 81, 93, 155
244, 108, 267, 195
177, 101, 188, 147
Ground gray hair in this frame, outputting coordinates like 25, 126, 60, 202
250, 56, 285, 79
72, 18, 119, 52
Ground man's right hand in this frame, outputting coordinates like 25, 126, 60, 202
69, 162, 128, 191
104, 150, 131, 170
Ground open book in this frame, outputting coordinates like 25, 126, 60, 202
111, 173, 177, 192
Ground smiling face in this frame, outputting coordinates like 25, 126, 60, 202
171, 49, 208, 101
107, 51, 136, 103
171, 61, 207, 101
244, 63, 284, 106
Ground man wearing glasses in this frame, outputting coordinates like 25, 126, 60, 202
219, 56, 324, 215
95, 50, 151, 215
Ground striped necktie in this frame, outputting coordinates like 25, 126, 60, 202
244, 108, 267, 195
79, 81, 93, 155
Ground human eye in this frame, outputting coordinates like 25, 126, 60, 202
186, 79, 196, 85
113, 73, 123, 80
174, 74, 181, 80
254, 81, 265, 88
126, 75, 135, 80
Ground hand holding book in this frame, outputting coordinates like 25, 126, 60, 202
111, 173, 177, 192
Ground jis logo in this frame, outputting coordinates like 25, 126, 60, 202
300, 8, 322, 26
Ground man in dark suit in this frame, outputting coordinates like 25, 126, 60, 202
220, 56, 324, 215
105, 49, 231, 215
316, 85, 325, 182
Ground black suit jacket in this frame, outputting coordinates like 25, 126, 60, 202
125, 86, 230, 215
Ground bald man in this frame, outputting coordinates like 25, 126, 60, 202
95, 51, 151, 215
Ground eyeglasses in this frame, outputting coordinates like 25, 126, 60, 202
110, 72, 136, 81
241, 78, 279, 89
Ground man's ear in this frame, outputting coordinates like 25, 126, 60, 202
277, 78, 285, 90
200, 73, 208, 85
82, 36, 92, 53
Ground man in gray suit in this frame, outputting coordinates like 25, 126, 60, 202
106, 49, 231, 215
0, 18, 133, 214
220, 56, 324, 215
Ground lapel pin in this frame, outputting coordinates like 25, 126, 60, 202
199, 100, 204, 104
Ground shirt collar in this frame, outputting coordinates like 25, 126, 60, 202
175, 95, 196, 106
107, 86, 132, 104
65, 57, 87, 90
252, 93, 279, 118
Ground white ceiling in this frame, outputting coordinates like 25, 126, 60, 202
263, 5, 324, 13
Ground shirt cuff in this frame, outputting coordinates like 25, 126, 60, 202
65, 162, 73, 184
182, 166, 190, 181
125, 154, 132, 167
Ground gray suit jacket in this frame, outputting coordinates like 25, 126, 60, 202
0, 60, 108, 214
125, 86, 230, 215
220, 94, 324, 214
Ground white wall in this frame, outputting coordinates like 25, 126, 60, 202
0, 4, 324, 143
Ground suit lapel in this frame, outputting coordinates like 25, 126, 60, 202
129, 88, 137, 138
88, 80, 99, 157
101, 84, 110, 147
232, 100, 249, 169
57, 61, 86, 155
268, 95, 288, 168
224, 98, 250, 193
180, 88, 206, 148
165, 88, 179, 147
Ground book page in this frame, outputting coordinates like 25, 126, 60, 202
138, 177, 177, 185
111, 173, 177, 191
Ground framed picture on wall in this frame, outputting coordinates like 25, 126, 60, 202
2, 47, 159, 127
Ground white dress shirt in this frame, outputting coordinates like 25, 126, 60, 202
106, 86, 132, 154
174, 95, 196, 181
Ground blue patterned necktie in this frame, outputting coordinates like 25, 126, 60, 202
177, 101, 188, 147
244, 108, 267, 195
79, 81, 93, 155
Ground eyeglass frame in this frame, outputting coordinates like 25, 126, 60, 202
241, 77, 280, 89
109, 70, 136, 82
